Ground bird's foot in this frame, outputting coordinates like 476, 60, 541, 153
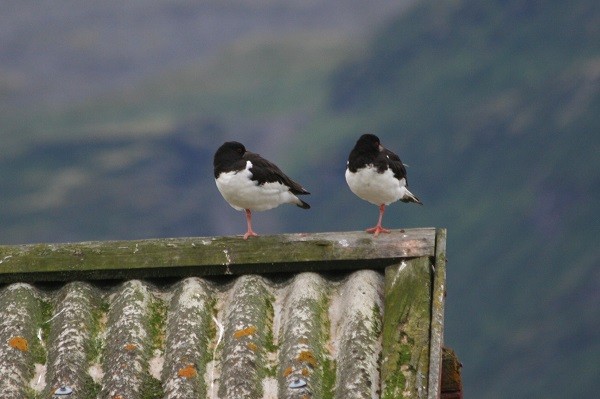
243, 230, 259, 240
365, 226, 391, 237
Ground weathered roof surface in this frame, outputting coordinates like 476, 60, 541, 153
0, 228, 447, 399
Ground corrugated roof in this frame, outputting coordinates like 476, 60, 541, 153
0, 228, 447, 399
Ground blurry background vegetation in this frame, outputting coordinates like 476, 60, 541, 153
1, 0, 598, 397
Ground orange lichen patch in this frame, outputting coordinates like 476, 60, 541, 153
112, 396, 124, 399
247, 342, 258, 352
178, 364, 197, 378
301, 368, 310, 376
8, 336, 28, 352
123, 343, 137, 352
283, 366, 293, 377
297, 350, 317, 368
233, 325, 257, 339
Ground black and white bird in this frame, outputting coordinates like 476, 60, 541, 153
213, 141, 310, 239
345, 133, 422, 236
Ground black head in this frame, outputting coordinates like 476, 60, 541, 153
353, 133, 381, 153
214, 141, 247, 176
214, 141, 246, 160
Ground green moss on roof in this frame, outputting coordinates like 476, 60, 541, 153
0, 229, 437, 283
0, 229, 447, 399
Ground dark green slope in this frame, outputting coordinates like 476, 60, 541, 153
324, 0, 599, 397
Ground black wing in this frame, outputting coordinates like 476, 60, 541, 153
244, 152, 310, 195
375, 147, 408, 181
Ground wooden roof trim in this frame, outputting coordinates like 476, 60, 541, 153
0, 228, 437, 283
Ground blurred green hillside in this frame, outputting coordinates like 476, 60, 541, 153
1, 0, 599, 397
326, 1, 600, 397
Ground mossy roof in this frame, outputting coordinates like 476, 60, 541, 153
0, 228, 446, 399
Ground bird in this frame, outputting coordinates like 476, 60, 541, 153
345, 133, 422, 236
213, 141, 310, 239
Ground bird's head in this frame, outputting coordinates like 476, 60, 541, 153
222, 141, 246, 155
355, 133, 383, 153
214, 141, 247, 170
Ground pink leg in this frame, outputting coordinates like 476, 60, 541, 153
243, 209, 259, 240
365, 204, 391, 237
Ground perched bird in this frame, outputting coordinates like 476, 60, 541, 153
213, 141, 310, 239
345, 133, 422, 236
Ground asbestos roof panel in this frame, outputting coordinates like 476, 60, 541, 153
0, 272, 383, 399
0, 229, 447, 399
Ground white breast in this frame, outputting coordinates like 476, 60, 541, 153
345, 165, 408, 206
215, 161, 300, 211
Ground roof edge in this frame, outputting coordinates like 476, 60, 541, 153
0, 228, 439, 283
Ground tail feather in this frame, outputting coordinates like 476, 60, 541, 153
401, 189, 423, 205
296, 198, 311, 209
